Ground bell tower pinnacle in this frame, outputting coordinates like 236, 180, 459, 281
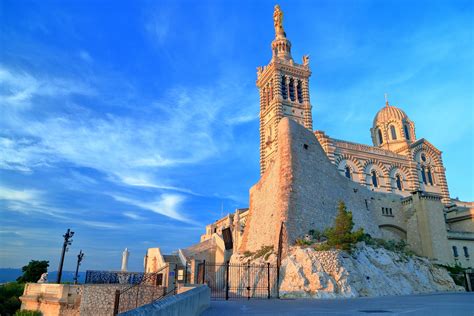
257, 5, 313, 175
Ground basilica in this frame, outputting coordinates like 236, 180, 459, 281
145, 5, 473, 276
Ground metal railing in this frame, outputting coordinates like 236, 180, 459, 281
197, 260, 279, 300
113, 264, 173, 315
85, 270, 146, 285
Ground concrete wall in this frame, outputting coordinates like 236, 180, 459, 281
119, 285, 210, 316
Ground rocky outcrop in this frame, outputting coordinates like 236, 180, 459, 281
279, 245, 462, 298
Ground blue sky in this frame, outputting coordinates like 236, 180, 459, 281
1, 0, 473, 272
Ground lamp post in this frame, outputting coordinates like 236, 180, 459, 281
56, 228, 74, 284
73, 250, 84, 285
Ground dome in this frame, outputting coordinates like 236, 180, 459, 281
370, 101, 416, 149
372, 103, 409, 128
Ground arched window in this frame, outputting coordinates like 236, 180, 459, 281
396, 174, 403, 190
371, 170, 378, 188
281, 76, 287, 99
377, 129, 383, 145
297, 80, 303, 103
427, 167, 433, 185
421, 166, 427, 184
452, 246, 458, 257
345, 166, 351, 179
463, 246, 469, 258
404, 124, 410, 140
390, 125, 397, 140
289, 78, 295, 101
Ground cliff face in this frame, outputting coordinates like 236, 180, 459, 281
279, 245, 462, 298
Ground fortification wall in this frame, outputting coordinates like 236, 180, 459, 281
240, 118, 406, 253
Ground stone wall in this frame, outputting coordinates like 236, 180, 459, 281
240, 118, 399, 253
80, 284, 165, 316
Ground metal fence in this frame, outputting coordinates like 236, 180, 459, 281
197, 261, 279, 300
85, 270, 146, 284
113, 265, 173, 315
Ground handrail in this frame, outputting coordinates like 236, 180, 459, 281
119, 264, 169, 296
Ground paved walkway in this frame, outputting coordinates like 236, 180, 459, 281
202, 292, 474, 315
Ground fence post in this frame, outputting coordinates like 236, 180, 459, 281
113, 289, 120, 315
184, 263, 188, 284
225, 261, 230, 300
202, 260, 206, 284
173, 264, 178, 294
247, 261, 251, 300
267, 262, 271, 299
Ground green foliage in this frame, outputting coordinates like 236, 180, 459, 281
243, 251, 254, 258
295, 238, 312, 246
362, 234, 414, 257
308, 229, 324, 241
15, 310, 42, 316
0, 282, 25, 316
242, 246, 274, 261
253, 246, 274, 260
16, 260, 49, 283
321, 201, 364, 252
438, 263, 468, 287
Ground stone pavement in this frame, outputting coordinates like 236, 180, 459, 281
202, 292, 474, 315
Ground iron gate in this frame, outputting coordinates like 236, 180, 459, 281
197, 261, 279, 299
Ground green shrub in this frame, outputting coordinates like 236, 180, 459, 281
243, 251, 254, 258
0, 282, 25, 316
321, 201, 364, 252
253, 245, 274, 259
295, 238, 312, 246
362, 234, 414, 257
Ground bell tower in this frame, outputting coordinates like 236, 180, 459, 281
257, 5, 313, 175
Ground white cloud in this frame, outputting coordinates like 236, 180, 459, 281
111, 193, 192, 224
0, 186, 43, 203
0, 65, 94, 107
123, 212, 145, 220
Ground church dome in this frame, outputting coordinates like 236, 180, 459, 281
372, 103, 409, 128
370, 101, 416, 149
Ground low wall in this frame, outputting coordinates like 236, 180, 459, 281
20, 283, 82, 316
119, 285, 210, 316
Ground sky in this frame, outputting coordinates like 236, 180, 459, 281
0, 0, 473, 272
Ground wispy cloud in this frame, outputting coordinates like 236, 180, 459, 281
0, 65, 94, 107
111, 193, 192, 224
123, 211, 145, 221
0, 186, 43, 203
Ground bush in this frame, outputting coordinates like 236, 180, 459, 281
295, 238, 312, 246
0, 282, 25, 316
362, 234, 414, 257
321, 201, 364, 252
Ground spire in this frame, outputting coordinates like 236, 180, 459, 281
271, 5, 292, 61
384, 93, 389, 107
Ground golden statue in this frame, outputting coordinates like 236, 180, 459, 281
273, 5, 284, 35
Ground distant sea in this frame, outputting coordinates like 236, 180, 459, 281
0, 268, 85, 284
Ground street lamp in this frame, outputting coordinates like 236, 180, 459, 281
56, 228, 74, 284
73, 250, 84, 285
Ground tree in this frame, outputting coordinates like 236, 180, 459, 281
16, 260, 49, 283
324, 201, 364, 252
0, 282, 25, 316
